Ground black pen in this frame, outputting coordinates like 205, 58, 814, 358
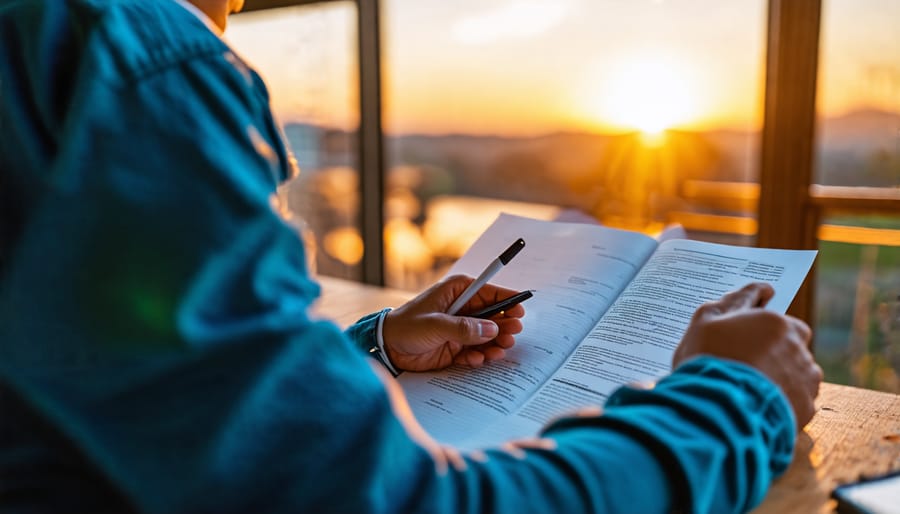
470, 290, 534, 319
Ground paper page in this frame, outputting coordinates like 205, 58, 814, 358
397, 213, 658, 449
654, 223, 687, 243
509, 239, 817, 431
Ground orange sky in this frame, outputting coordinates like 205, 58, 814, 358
228, 0, 900, 136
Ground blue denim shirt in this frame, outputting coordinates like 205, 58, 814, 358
0, 1, 796, 513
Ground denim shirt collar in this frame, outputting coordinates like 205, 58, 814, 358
172, 0, 223, 37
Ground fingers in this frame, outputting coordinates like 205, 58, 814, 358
719, 282, 774, 311
441, 274, 477, 301
492, 332, 517, 349
774, 317, 821, 429
439, 275, 525, 317
390, 276, 528, 371
697, 282, 775, 319
442, 275, 520, 300
490, 303, 526, 319
788, 316, 813, 348
792, 357, 823, 428
454, 344, 507, 367
676, 283, 823, 430
811, 363, 824, 399
456, 350, 485, 367
434, 314, 499, 346
433, 302, 523, 348
775, 329, 821, 429
468, 279, 522, 305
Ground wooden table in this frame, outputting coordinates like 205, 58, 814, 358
314, 276, 900, 514
755, 384, 900, 513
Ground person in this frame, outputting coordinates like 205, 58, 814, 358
0, 1, 823, 513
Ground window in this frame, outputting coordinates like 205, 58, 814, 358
229, 2, 365, 281
812, 0, 900, 391
382, 0, 768, 290
232, 0, 900, 392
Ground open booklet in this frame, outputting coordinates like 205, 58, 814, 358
397, 213, 817, 451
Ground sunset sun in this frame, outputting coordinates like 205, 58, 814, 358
591, 53, 700, 135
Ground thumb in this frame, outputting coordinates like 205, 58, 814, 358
433, 314, 499, 346
708, 282, 775, 317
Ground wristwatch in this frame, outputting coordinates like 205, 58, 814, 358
370, 308, 400, 377
369, 344, 400, 378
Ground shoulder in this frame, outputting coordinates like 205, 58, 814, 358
0, 0, 271, 148
1, 0, 232, 85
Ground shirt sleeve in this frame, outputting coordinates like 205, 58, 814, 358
539, 356, 796, 513
344, 309, 387, 352
356, 356, 794, 514
1, 29, 795, 514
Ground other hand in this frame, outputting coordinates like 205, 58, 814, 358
673, 282, 823, 429
382, 274, 525, 372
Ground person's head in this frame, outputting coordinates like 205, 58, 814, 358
188, 0, 245, 31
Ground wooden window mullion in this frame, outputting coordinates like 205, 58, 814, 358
758, 0, 822, 322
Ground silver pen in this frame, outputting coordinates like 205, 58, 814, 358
447, 238, 526, 315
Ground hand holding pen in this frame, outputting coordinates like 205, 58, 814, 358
378, 239, 532, 371
380, 274, 529, 370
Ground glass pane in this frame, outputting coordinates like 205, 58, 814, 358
813, 0, 900, 392
383, 0, 767, 290
815, 0, 900, 187
229, 3, 363, 280
816, 214, 900, 393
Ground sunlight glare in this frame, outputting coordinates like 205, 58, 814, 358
595, 53, 699, 135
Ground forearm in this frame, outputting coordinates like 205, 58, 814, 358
580, 357, 796, 513
402, 356, 794, 514
9, 321, 791, 514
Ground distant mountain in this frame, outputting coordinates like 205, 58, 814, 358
817, 108, 900, 153
815, 109, 900, 186
283, 107, 899, 159
282, 107, 900, 190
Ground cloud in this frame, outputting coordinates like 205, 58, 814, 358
452, 1, 573, 45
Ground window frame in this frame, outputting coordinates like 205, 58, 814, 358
241, 0, 900, 332
757, 0, 822, 322
760, 0, 900, 327
242, 0, 386, 286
